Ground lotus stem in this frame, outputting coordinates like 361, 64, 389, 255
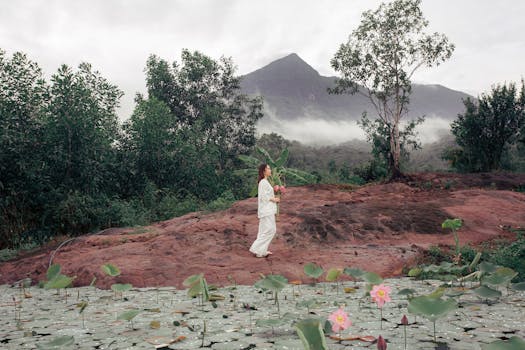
380, 307, 383, 330
404, 324, 407, 349
433, 321, 436, 342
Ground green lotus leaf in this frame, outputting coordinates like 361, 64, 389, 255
483, 267, 518, 286
407, 268, 422, 277
398, 288, 417, 296
304, 263, 324, 279
296, 299, 320, 309
46, 264, 61, 281
445, 289, 465, 298
473, 285, 502, 299
423, 264, 440, 273
442, 218, 462, 230
101, 263, 121, 277
481, 336, 525, 350
511, 282, 525, 291
295, 318, 329, 350
407, 296, 458, 322
111, 283, 132, 293
325, 268, 342, 282
44, 275, 74, 290
36, 335, 75, 349
117, 309, 140, 321
361, 271, 383, 285
183, 273, 203, 287
343, 267, 365, 278
255, 274, 288, 293
256, 313, 293, 327
478, 261, 497, 273
426, 287, 446, 299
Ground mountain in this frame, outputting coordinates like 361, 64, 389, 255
240, 53, 473, 123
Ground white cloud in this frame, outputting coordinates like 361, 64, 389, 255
1, 0, 523, 122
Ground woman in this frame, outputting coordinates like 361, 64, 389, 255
249, 164, 280, 258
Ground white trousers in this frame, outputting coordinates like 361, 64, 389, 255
249, 215, 276, 256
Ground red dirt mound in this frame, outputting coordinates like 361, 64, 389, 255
1, 173, 524, 289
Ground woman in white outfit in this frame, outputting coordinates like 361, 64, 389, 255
249, 164, 280, 258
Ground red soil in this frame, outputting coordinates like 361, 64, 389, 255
1, 173, 524, 289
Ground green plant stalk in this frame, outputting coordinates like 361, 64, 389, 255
201, 319, 207, 348
404, 324, 407, 349
453, 230, 460, 255
433, 321, 436, 343
380, 307, 383, 330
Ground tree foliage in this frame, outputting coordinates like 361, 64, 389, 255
330, 0, 454, 178
126, 50, 264, 201
446, 81, 525, 172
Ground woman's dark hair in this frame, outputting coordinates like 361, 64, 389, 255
258, 164, 268, 183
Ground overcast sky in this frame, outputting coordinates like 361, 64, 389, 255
1, 0, 524, 121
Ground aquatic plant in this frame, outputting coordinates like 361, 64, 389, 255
295, 318, 329, 350
304, 262, 324, 285
408, 295, 458, 342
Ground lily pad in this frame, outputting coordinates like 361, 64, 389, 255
325, 268, 342, 282
46, 264, 61, 281
511, 282, 525, 291
44, 275, 74, 290
111, 283, 132, 293
473, 285, 502, 299
483, 267, 518, 286
295, 318, 328, 350
408, 296, 458, 322
481, 336, 525, 350
304, 263, 324, 279
101, 263, 121, 277
36, 335, 75, 349
117, 309, 141, 321
361, 271, 383, 285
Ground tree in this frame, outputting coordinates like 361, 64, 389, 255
0, 50, 49, 248
330, 0, 454, 178
359, 114, 424, 174
44, 63, 123, 194
447, 81, 525, 172
126, 50, 263, 200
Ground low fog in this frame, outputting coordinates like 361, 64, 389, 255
256, 115, 453, 147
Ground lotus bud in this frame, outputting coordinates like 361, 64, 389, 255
401, 314, 408, 325
377, 335, 387, 350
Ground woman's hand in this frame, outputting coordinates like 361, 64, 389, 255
273, 197, 281, 203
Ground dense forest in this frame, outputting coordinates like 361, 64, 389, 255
1, 48, 524, 252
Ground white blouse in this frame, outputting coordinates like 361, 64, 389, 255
257, 178, 277, 218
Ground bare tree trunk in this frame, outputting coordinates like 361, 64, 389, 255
390, 121, 402, 179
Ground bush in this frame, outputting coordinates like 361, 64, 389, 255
204, 190, 236, 212
491, 236, 525, 282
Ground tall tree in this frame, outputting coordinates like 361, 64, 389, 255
330, 0, 454, 178
0, 50, 49, 247
128, 50, 263, 200
448, 81, 525, 172
44, 63, 123, 195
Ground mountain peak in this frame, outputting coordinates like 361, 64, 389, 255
249, 53, 320, 80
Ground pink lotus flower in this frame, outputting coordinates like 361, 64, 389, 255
328, 307, 352, 333
273, 185, 286, 194
370, 284, 392, 308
